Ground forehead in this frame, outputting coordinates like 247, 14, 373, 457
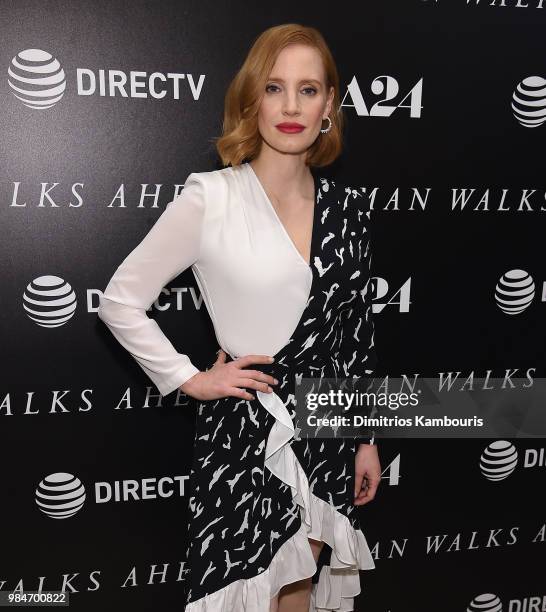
269, 44, 324, 80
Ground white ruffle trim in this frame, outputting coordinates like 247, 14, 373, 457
184, 387, 375, 611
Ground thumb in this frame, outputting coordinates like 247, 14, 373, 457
354, 469, 364, 499
215, 348, 227, 363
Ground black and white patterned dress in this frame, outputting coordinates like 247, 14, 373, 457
98, 161, 377, 611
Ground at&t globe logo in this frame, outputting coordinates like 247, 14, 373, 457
494, 269, 534, 315
479, 441, 518, 481
467, 593, 502, 612
23, 275, 77, 327
511, 76, 546, 128
8, 48, 66, 109
35, 473, 86, 519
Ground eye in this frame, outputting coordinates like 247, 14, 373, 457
265, 84, 318, 95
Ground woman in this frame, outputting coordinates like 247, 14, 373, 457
98, 23, 381, 612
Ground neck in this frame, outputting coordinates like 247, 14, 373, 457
249, 150, 314, 201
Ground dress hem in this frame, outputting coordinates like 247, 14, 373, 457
184, 387, 375, 611
184, 488, 375, 611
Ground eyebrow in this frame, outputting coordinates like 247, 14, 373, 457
267, 77, 322, 86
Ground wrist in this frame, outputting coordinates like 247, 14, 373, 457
179, 370, 203, 391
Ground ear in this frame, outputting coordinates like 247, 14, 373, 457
325, 85, 335, 117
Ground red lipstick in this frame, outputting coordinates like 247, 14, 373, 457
276, 122, 305, 133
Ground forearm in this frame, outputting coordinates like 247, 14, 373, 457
98, 295, 200, 397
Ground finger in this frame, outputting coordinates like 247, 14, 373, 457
367, 476, 381, 497
227, 386, 255, 401
354, 472, 364, 500
215, 349, 227, 363
354, 492, 369, 506
354, 485, 367, 505
237, 378, 273, 393
355, 477, 380, 506
354, 479, 371, 506
248, 372, 278, 387
237, 369, 279, 386
236, 354, 275, 368
356, 489, 375, 506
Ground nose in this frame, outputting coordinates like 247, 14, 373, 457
282, 89, 301, 115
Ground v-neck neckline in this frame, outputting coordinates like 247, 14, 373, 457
246, 162, 319, 269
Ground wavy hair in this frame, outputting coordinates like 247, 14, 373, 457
213, 23, 344, 169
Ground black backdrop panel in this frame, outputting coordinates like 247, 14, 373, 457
1, 1, 545, 611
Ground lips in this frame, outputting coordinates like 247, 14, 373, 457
276, 123, 305, 133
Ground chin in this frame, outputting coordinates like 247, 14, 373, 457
273, 136, 312, 150
277, 146, 311, 156
262, 132, 311, 155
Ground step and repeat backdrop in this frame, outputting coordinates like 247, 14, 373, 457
2, 1, 545, 610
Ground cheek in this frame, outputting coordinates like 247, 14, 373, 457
309, 100, 325, 122
258, 98, 278, 123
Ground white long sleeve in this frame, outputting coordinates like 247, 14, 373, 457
97, 172, 206, 396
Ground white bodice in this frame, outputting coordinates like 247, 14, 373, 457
98, 162, 312, 396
